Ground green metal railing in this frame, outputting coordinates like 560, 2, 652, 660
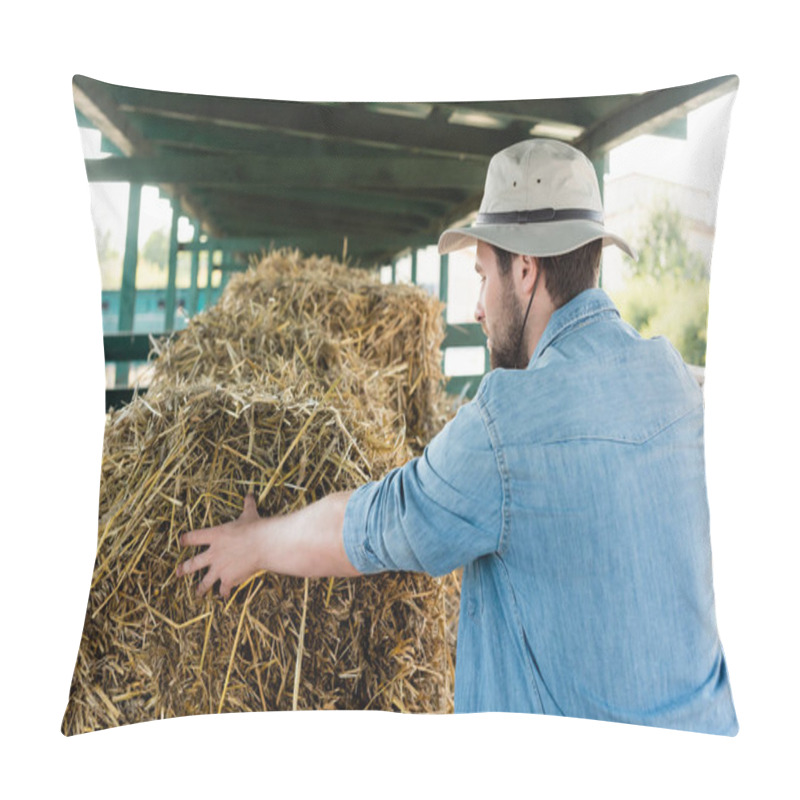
103, 245, 490, 410
100, 178, 491, 411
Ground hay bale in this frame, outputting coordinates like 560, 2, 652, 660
63, 250, 462, 734
150, 250, 451, 454
63, 382, 452, 734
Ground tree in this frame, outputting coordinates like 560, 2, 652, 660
142, 227, 169, 269
94, 227, 119, 267
611, 199, 711, 367
625, 199, 708, 283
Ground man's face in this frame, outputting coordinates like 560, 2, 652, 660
474, 241, 528, 370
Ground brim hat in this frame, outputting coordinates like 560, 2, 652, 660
437, 138, 635, 259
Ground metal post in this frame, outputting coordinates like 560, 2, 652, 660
592, 152, 608, 289
220, 264, 232, 290
439, 252, 449, 374
164, 200, 180, 330
115, 181, 142, 386
438, 252, 449, 305
188, 221, 200, 316
410, 249, 418, 285
391, 258, 397, 284
205, 249, 216, 310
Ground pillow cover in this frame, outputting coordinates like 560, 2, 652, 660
63, 74, 739, 735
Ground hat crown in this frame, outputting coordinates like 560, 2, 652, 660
480, 139, 602, 216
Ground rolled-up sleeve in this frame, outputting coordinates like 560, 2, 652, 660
342, 396, 504, 577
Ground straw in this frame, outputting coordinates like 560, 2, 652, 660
62, 249, 462, 735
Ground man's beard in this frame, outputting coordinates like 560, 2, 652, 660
489, 281, 529, 370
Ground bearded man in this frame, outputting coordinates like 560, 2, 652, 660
177, 139, 738, 736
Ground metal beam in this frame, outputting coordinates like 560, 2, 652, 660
99, 78, 547, 159
96, 90, 690, 164
191, 191, 434, 237
443, 323, 486, 349
576, 75, 738, 156
114, 182, 141, 387
593, 153, 608, 288
118, 181, 141, 333
439, 253, 449, 305
72, 75, 219, 235
104, 329, 490, 379
84, 153, 487, 191
104, 332, 152, 362
177, 232, 439, 260
164, 201, 180, 330
205, 249, 215, 310
178, 237, 280, 253
73, 76, 141, 157
183, 183, 453, 220
188, 221, 200, 316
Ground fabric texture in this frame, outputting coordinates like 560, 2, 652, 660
343, 288, 738, 735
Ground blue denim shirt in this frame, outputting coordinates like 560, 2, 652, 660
343, 288, 738, 735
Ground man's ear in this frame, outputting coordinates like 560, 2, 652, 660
519, 254, 540, 293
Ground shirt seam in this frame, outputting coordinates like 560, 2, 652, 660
476, 383, 510, 557
495, 555, 545, 712
535, 306, 618, 363
513, 401, 704, 448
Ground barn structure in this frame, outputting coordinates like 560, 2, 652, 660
73, 74, 737, 408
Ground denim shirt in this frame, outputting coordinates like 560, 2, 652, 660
343, 288, 738, 735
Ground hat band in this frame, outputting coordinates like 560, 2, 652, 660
476, 208, 603, 225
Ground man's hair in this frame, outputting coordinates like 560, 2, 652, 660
490, 239, 602, 309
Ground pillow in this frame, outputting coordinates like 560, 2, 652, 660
63, 74, 739, 735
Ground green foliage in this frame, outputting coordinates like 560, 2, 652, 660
610, 199, 711, 367
94, 227, 119, 267
142, 227, 169, 269
627, 199, 708, 283
611, 275, 709, 366
95, 227, 123, 290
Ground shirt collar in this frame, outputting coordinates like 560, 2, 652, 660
528, 288, 620, 368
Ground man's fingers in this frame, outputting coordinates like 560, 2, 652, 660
241, 494, 258, 521
180, 527, 218, 548
176, 549, 212, 578
178, 495, 257, 596
196, 569, 218, 598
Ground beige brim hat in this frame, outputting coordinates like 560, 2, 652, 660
437, 139, 636, 260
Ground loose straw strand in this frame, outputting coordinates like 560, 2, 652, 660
292, 578, 310, 711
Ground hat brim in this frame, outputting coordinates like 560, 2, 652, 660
437, 220, 636, 260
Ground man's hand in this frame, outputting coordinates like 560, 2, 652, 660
176, 494, 267, 599
176, 490, 360, 598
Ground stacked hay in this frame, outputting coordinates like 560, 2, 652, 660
63, 250, 459, 734
150, 250, 451, 455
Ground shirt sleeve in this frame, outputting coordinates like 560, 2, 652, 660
342, 395, 504, 577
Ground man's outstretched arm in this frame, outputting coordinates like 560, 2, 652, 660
176, 491, 360, 598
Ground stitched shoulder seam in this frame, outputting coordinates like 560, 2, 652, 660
476, 387, 510, 556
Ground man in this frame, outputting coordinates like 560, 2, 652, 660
176, 139, 738, 735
